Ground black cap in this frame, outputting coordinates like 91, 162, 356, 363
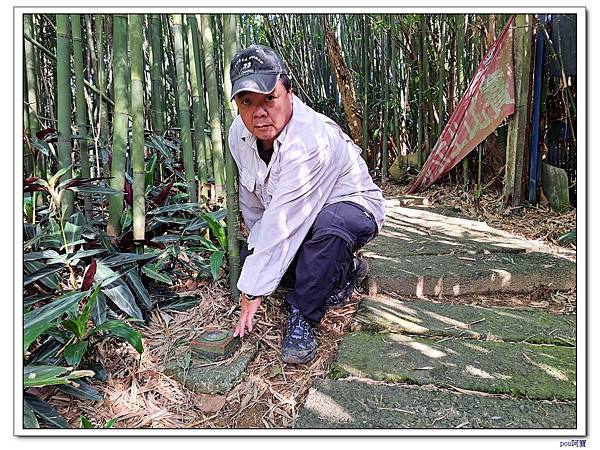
229, 44, 288, 100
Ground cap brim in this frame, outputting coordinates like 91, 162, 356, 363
230, 73, 280, 100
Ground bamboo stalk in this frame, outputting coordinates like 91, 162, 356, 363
56, 14, 74, 220
71, 14, 93, 219
150, 14, 166, 135
130, 14, 146, 243
222, 14, 241, 301
186, 14, 209, 199
107, 14, 129, 237
172, 14, 197, 202
200, 14, 226, 201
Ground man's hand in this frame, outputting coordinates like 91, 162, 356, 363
233, 294, 263, 338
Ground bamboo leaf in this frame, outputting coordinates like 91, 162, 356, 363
23, 400, 39, 428
210, 251, 224, 280
57, 381, 103, 401
24, 250, 60, 261
24, 395, 70, 429
61, 319, 84, 340
23, 262, 61, 289
24, 290, 88, 352
49, 165, 73, 188
23, 364, 94, 388
91, 291, 107, 326
94, 263, 143, 319
80, 415, 94, 428
101, 252, 160, 267
126, 270, 152, 310
147, 202, 200, 215
90, 320, 144, 354
201, 212, 227, 250
68, 184, 120, 195
64, 341, 89, 367
141, 264, 173, 285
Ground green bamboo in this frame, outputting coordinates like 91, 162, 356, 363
197, 16, 214, 184
421, 15, 430, 159
417, 16, 423, 169
56, 14, 74, 220
381, 17, 390, 180
24, 14, 39, 178
164, 16, 179, 134
150, 14, 166, 135
129, 14, 145, 242
200, 14, 226, 200
390, 16, 401, 162
456, 14, 470, 187
95, 15, 110, 150
172, 14, 197, 202
107, 14, 129, 237
186, 14, 209, 200
222, 14, 241, 301
437, 15, 446, 139
362, 16, 369, 163
71, 14, 93, 220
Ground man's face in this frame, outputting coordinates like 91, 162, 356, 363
234, 80, 293, 146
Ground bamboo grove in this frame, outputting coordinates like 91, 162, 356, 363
22, 13, 577, 427
24, 13, 514, 242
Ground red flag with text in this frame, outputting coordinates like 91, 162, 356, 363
406, 17, 515, 193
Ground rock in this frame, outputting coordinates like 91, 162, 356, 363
542, 163, 571, 213
164, 344, 257, 394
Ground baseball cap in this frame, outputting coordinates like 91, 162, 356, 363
229, 44, 288, 100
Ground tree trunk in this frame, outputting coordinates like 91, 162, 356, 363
504, 15, 533, 206
323, 20, 363, 147
107, 14, 129, 237
362, 16, 369, 163
56, 14, 74, 220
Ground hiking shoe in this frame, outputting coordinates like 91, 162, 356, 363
281, 306, 317, 364
325, 257, 369, 309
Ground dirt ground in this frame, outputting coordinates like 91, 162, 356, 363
40, 178, 577, 429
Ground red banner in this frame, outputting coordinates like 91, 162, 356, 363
406, 17, 515, 193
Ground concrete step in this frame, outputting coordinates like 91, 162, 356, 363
295, 379, 576, 429
373, 200, 554, 257
355, 296, 575, 344
364, 251, 576, 297
331, 332, 576, 400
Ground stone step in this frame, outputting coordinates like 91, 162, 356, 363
356, 296, 575, 344
364, 251, 576, 297
371, 201, 554, 257
331, 332, 576, 400
295, 379, 576, 429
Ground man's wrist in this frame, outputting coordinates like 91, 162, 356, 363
243, 293, 259, 301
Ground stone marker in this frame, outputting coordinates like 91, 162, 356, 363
164, 344, 257, 394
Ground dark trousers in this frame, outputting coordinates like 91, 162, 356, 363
240, 201, 378, 322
